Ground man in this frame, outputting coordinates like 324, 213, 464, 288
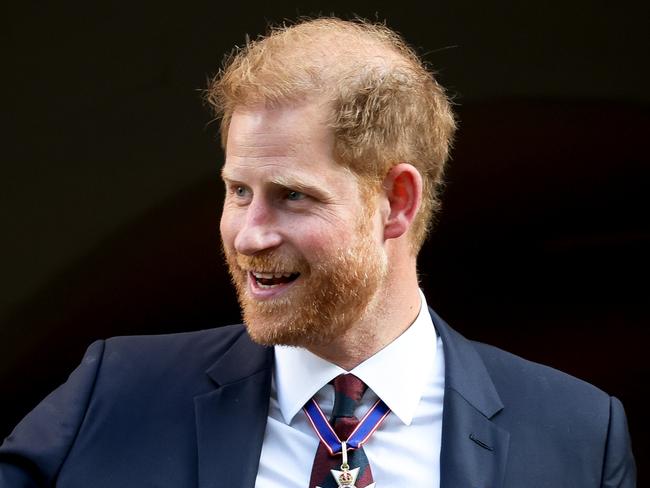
0, 17, 636, 488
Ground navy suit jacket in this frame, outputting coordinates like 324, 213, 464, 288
0, 309, 636, 487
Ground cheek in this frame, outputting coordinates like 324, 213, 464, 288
291, 222, 352, 259
219, 212, 238, 246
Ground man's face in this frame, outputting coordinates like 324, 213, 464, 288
220, 101, 387, 348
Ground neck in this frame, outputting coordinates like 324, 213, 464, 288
306, 259, 421, 370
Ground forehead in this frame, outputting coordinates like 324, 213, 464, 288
227, 101, 332, 151
222, 102, 353, 185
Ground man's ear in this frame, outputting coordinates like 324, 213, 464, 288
382, 163, 423, 240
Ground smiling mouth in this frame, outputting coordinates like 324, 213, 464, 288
250, 271, 301, 288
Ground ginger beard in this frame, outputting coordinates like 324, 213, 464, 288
223, 215, 388, 348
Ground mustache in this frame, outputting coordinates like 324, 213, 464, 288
229, 250, 307, 274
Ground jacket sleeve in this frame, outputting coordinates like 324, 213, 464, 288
601, 396, 636, 488
0, 341, 105, 487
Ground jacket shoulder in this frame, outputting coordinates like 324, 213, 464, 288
467, 341, 635, 485
469, 340, 614, 451
470, 339, 609, 404
104, 324, 248, 361
97, 324, 250, 392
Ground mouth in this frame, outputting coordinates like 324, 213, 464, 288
248, 270, 301, 294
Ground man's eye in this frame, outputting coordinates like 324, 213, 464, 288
286, 190, 305, 201
234, 186, 247, 197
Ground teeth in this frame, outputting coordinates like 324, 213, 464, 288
252, 272, 272, 279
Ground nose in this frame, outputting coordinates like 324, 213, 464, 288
233, 198, 282, 255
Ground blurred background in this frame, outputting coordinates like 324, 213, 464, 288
2, 0, 648, 482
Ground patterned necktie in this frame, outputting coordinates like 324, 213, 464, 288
308, 374, 375, 488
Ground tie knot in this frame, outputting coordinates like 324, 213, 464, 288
331, 374, 367, 419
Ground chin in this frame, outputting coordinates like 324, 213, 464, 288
240, 298, 342, 348
240, 277, 382, 349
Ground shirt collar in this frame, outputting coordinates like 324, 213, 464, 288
274, 290, 437, 426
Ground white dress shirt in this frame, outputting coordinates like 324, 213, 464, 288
255, 291, 445, 487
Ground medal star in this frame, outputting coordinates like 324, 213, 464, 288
316, 465, 376, 488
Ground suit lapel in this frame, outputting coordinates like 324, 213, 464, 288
194, 330, 273, 488
431, 309, 510, 488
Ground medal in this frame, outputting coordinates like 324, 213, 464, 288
319, 441, 377, 488
305, 398, 389, 488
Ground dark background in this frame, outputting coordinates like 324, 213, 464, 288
2, 0, 648, 483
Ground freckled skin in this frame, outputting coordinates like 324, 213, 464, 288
221, 102, 368, 252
